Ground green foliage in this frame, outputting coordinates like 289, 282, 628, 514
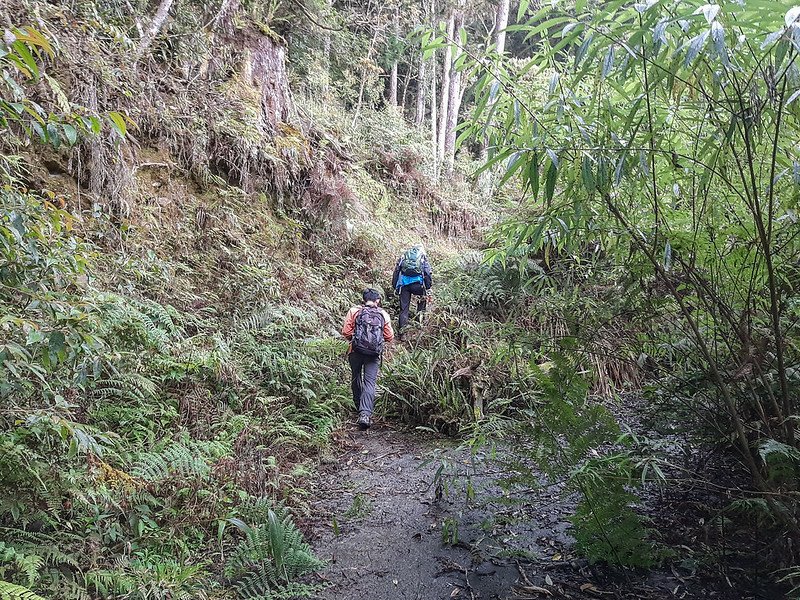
227, 508, 323, 600
0, 581, 47, 600
571, 481, 655, 568
463, 0, 800, 572
1, 26, 128, 158
343, 493, 373, 521
0, 31, 335, 597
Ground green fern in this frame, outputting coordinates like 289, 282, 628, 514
85, 572, 134, 598
132, 442, 211, 481
91, 373, 157, 404
226, 507, 322, 599
0, 581, 46, 600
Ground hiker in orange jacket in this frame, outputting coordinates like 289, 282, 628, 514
341, 288, 395, 429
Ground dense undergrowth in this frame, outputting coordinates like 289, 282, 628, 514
4, 0, 800, 597
0, 2, 486, 598
380, 0, 800, 592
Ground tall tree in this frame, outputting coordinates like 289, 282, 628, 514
134, 0, 175, 62
477, 0, 511, 190
437, 13, 454, 165
415, 50, 427, 127
430, 0, 439, 177
494, 0, 510, 56
388, 6, 400, 107
443, 2, 465, 174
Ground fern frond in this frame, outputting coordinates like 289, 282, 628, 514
227, 507, 323, 594
0, 581, 47, 600
132, 443, 210, 481
85, 568, 136, 596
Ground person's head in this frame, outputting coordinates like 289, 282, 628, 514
362, 288, 381, 305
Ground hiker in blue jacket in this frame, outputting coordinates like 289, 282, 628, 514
392, 244, 433, 331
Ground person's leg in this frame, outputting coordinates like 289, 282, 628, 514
359, 356, 380, 417
416, 295, 428, 321
348, 352, 363, 412
407, 282, 426, 322
399, 286, 412, 330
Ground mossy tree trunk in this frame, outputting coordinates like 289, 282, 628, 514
241, 29, 292, 132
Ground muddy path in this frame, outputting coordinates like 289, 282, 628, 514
308, 421, 778, 600
309, 422, 511, 600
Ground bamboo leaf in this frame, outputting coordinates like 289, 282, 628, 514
694, 4, 720, 24
761, 28, 784, 49
107, 111, 127, 137
602, 46, 615, 78
544, 160, 557, 204
684, 29, 710, 66
517, 0, 530, 22
785, 6, 800, 27
581, 155, 595, 193
11, 40, 39, 80
525, 151, 540, 197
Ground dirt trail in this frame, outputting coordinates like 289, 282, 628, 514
309, 422, 561, 600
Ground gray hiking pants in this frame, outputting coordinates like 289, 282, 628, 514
348, 351, 380, 416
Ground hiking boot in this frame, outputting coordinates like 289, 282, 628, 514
358, 413, 371, 430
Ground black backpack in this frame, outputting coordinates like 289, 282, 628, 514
352, 306, 385, 356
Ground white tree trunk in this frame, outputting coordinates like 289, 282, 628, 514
443, 9, 464, 175
437, 14, 454, 164
495, 0, 510, 56
135, 0, 175, 62
415, 52, 427, 127
430, 47, 438, 177
389, 62, 399, 106
388, 7, 400, 107
477, 0, 512, 189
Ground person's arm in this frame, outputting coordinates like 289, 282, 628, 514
382, 310, 395, 343
391, 258, 401, 289
342, 307, 358, 340
423, 258, 433, 290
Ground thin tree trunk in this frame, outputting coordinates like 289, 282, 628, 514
389, 63, 399, 106
323, 0, 333, 91
477, 0, 511, 189
352, 29, 380, 128
388, 7, 400, 107
401, 64, 412, 114
430, 45, 438, 177
437, 14, 454, 164
443, 8, 464, 175
429, 0, 439, 177
415, 51, 427, 127
135, 0, 175, 62
495, 0, 510, 56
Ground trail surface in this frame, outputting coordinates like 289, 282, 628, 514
309, 422, 774, 600
310, 423, 513, 599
